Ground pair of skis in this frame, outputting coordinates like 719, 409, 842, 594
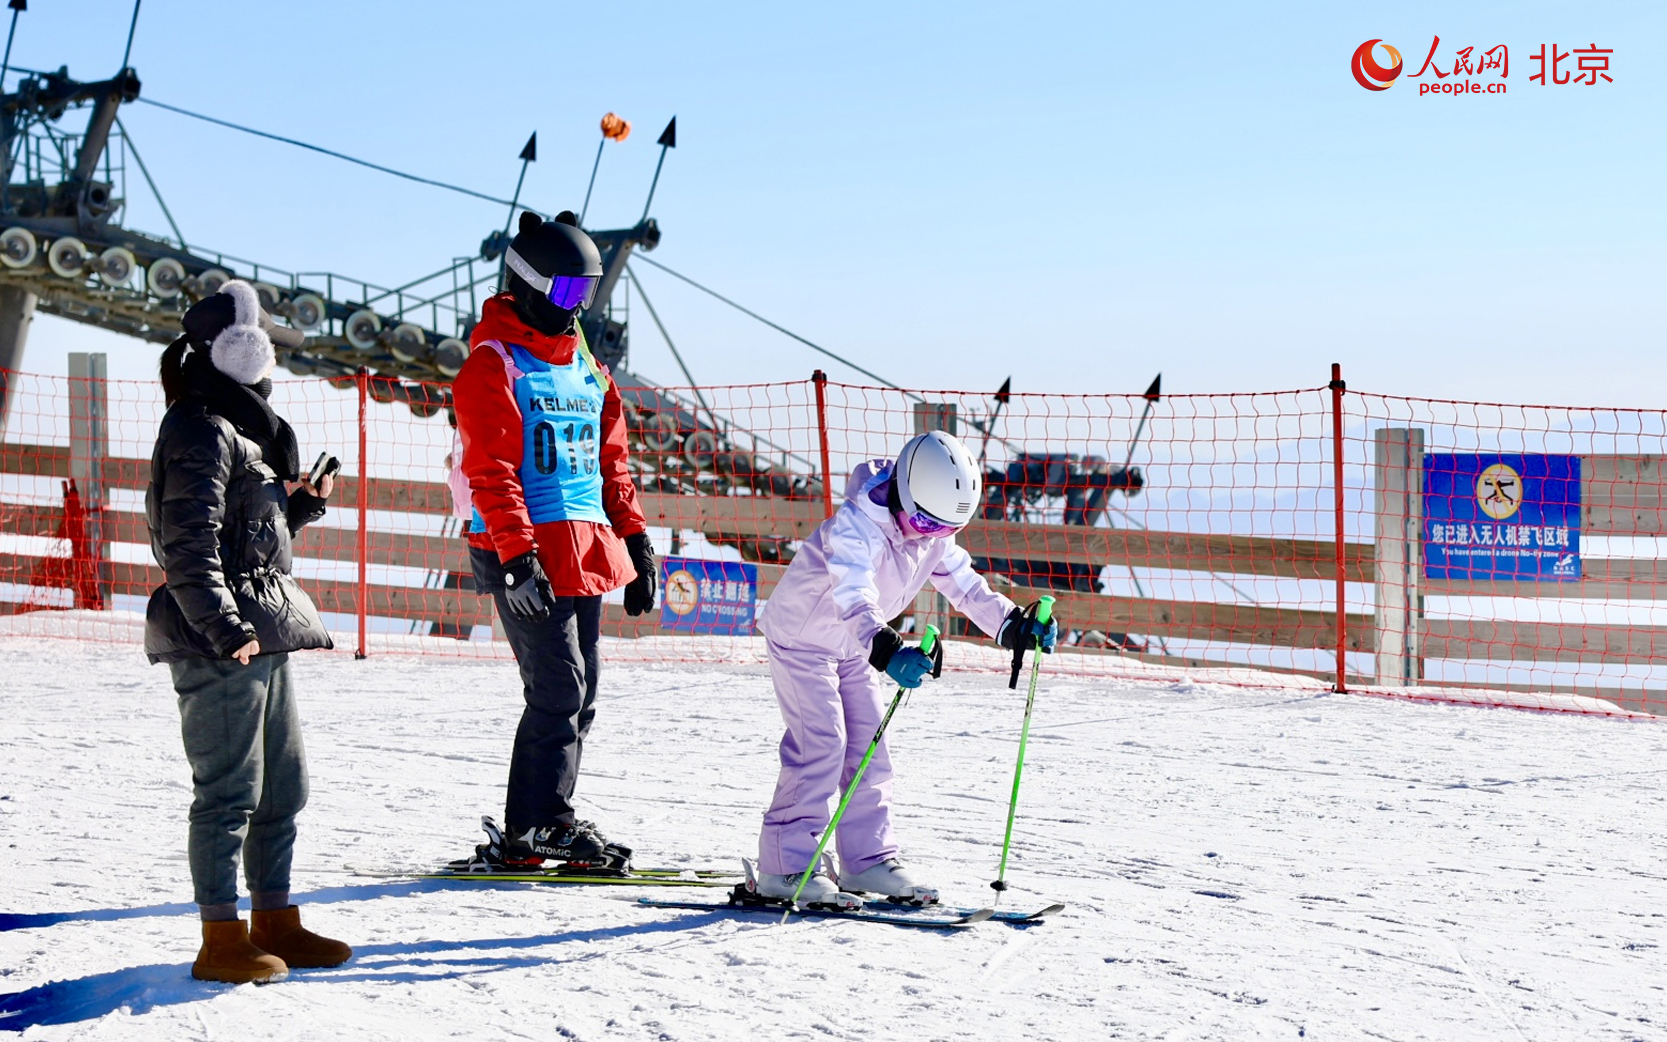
638, 891, 1065, 930
352, 860, 1061, 930
352, 863, 742, 887
641, 856, 1060, 930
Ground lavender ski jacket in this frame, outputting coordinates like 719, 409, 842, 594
759, 459, 1016, 658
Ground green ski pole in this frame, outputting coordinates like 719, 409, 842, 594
782, 625, 939, 922
991, 595, 1054, 905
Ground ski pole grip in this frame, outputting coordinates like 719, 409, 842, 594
919, 624, 939, 655
1036, 596, 1055, 626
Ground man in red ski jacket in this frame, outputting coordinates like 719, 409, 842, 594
457, 299, 643, 592
450, 210, 655, 870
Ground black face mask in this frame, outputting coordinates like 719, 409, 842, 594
179, 350, 299, 481
508, 280, 579, 337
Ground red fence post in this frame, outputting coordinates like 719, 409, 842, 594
356, 367, 369, 660
1330, 362, 1347, 693
812, 370, 835, 520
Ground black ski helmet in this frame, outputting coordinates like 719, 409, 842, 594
504, 210, 604, 336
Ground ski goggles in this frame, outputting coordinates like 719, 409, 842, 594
899, 508, 961, 538
504, 247, 600, 310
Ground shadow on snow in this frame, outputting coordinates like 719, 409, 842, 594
0, 881, 452, 932
0, 910, 725, 1030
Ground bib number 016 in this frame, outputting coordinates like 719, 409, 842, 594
533, 421, 598, 476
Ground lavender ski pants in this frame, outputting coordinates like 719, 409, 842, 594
757, 639, 899, 876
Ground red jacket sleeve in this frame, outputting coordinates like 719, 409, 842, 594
599, 377, 647, 537
454, 348, 537, 562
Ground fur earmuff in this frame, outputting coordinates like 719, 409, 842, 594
209, 280, 275, 385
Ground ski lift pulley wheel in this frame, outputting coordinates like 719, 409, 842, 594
286, 292, 327, 331
434, 338, 468, 377
94, 247, 136, 285
147, 257, 186, 298
638, 412, 681, 453
406, 382, 446, 419
252, 282, 283, 312
683, 429, 719, 470
281, 353, 319, 377
389, 322, 428, 363
195, 268, 231, 298
715, 448, 760, 478
344, 309, 383, 351
46, 237, 89, 278
0, 227, 38, 269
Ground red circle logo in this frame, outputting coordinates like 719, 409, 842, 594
1351, 39, 1403, 90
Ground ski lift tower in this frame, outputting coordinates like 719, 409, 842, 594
0, 56, 666, 428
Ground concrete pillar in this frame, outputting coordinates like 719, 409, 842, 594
68, 353, 109, 508
68, 353, 110, 608
0, 284, 38, 435
1373, 428, 1425, 686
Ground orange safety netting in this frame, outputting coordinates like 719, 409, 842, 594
2, 363, 1663, 719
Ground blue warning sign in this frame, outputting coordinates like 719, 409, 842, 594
1423, 454, 1580, 581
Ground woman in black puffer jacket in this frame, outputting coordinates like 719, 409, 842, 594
145, 280, 351, 984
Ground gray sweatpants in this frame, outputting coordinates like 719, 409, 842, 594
170, 652, 309, 911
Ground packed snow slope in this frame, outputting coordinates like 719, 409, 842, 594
1, 635, 1664, 1042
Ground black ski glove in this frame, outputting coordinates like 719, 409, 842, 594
500, 551, 552, 621
284, 488, 327, 536
867, 626, 943, 678
623, 532, 657, 616
997, 602, 1059, 653
869, 627, 904, 672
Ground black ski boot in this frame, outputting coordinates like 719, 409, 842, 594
447, 817, 543, 873
575, 819, 635, 871
511, 818, 634, 875
448, 816, 633, 876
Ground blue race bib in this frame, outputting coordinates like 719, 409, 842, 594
470, 341, 609, 529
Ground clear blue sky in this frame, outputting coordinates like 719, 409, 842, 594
12, 0, 1664, 406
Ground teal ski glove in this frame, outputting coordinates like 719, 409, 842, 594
870, 626, 945, 689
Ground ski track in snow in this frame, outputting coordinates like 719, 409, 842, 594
1, 636, 1664, 1041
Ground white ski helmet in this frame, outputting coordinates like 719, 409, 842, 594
895, 430, 982, 532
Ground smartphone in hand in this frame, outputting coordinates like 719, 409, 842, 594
308, 452, 341, 487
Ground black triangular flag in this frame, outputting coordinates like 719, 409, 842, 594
657, 117, 677, 148
519, 132, 537, 162
1143, 374, 1161, 401
994, 377, 1012, 404
7, 1, 25, 12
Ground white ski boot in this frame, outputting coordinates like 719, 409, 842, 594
744, 859, 862, 911
837, 858, 940, 907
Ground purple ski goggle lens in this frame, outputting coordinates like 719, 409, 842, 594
547, 274, 599, 310
900, 509, 959, 537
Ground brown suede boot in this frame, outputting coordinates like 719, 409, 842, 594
192, 920, 288, 984
250, 906, 352, 968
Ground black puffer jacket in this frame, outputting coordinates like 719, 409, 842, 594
144, 392, 332, 664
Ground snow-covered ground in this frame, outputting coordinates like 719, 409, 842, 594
2, 634, 1664, 1041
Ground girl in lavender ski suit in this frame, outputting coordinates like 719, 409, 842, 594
756, 455, 1017, 888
